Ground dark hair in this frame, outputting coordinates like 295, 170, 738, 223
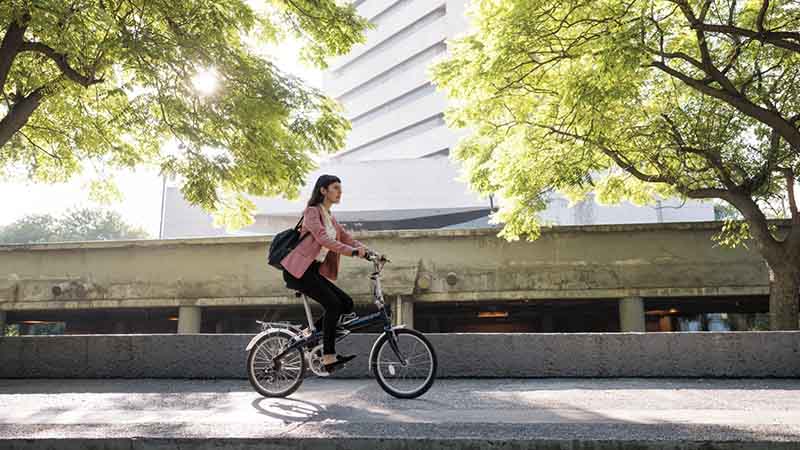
307, 174, 341, 207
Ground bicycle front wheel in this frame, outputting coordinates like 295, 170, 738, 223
371, 328, 437, 399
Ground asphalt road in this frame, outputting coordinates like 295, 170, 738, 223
1, 377, 799, 448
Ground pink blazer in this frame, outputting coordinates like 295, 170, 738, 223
280, 205, 364, 281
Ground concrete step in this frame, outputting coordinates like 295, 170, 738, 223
1, 378, 798, 449
2, 437, 799, 450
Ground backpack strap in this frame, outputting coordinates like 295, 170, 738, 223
295, 212, 310, 243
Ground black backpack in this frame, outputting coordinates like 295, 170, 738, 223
267, 216, 310, 270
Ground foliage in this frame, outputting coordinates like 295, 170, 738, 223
432, 0, 800, 247
0, 207, 149, 243
0, 1, 369, 228
713, 219, 751, 248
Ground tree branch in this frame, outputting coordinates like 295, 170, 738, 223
698, 0, 713, 22
18, 129, 60, 160
0, 87, 46, 147
721, 189, 784, 255
649, 60, 800, 153
746, 129, 781, 193
783, 167, 799, 224
692, 23, 800, 54
644, 46, 706, 72
756, 0, 770, 33
0, 12, 31, 94
530, 121, 671, 184
670, 0, 740, 94
685, 187, 729, 199
675, 179, 783, 257
19, 42, 103, 88
660, 113, 741, 188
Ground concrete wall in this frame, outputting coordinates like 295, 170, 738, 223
0, 222, 771, 314
1, 332, 797, 378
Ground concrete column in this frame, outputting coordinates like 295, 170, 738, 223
400, 298, 414, 329
178, 306, 202, 334
0, 311, 6, 336
392, 296, 401, 327
619, 296, 646, 332
392, 296, 415, 328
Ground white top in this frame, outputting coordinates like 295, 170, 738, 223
315, 206, 337, 262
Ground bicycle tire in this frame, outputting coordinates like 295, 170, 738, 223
371, 328, 437, 399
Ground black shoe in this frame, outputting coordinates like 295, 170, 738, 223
323, 354, 356, 373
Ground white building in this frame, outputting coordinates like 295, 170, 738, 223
161, 0, 713, 238
324, 0, 469, 161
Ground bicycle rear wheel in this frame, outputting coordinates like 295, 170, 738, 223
371, 328, 437, 399
247, 330, 306, 398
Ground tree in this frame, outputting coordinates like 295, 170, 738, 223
0, 207, 148, 243
0, 212, 59, 244
0, 1, 369, 227
432, 0, 800, 329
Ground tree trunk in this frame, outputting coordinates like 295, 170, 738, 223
768, 264, 800, 330
723, 191, 799, 330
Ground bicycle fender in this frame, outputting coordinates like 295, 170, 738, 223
368, 325, 406, 374
245, 328, 292, 352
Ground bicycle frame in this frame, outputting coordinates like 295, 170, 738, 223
266, 252, 408, 367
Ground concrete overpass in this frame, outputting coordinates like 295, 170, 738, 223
0, 221, 771, 334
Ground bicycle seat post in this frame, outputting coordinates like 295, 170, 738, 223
297, 291, 316, 332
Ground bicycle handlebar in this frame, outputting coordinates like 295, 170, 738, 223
364, 249, 390, 263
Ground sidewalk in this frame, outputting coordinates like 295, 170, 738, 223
1, 378, 799, 449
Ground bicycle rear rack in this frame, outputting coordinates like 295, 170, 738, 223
256, 320, 303, 333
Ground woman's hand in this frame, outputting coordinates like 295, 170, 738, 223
355, 247, 368, 258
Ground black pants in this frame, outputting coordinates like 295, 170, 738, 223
283, 261, 354, 354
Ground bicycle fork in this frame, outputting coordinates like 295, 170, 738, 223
386, 328, 408, 366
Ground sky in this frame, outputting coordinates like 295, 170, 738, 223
0, 27, 321, 238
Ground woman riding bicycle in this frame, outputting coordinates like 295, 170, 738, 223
280, 174, 370, 372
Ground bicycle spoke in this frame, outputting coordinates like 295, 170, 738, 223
405, 352, 430, 362
256, 345, 272, 361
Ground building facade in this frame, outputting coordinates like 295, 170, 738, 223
323, 0, 468, 161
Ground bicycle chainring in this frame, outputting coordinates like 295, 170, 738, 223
307, 344, 330, 377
